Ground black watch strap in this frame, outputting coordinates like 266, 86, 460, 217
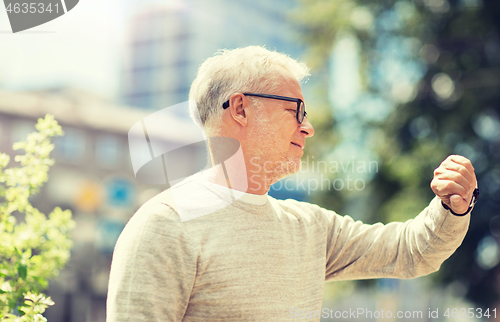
442, 188, 479, 216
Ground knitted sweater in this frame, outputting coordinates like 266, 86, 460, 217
106, 174, 470, 321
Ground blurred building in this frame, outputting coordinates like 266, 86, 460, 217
0, 88, 200, 322
121, 0, 304, 112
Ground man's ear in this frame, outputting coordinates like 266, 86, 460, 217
228, 93, 248, 127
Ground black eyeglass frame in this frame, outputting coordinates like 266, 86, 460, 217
222, 93, 307, 124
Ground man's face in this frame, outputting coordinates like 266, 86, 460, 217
247, 68, 315, 183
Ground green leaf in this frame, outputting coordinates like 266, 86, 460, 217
25, 248, 32, 259
17, 263, 27, 280
1, 114, 73, 319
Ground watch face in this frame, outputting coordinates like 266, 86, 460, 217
471, 188, 479, 205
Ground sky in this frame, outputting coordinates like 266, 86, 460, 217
0, 0, 166, 100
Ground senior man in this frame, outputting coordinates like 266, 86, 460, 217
107, 46, 478, 321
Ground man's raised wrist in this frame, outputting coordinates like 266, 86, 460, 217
441, 188, 479, 216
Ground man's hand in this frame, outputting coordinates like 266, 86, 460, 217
431, 155, 477, 214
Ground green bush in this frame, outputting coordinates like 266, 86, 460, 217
0, 115, 75, 321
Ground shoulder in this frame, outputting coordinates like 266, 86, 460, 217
129, 189, 182, 228
269, 196, 342, 226
116, 172, 229, 247
114, 189, 190, 253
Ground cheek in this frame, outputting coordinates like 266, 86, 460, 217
252, 117, 295, 149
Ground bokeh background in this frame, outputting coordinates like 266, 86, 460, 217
0, 0, 499, 321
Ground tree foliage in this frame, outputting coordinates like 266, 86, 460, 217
0, 115, 75, 321
297, 0, 500, 307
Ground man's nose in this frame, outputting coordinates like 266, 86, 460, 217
300, 117, 314, 138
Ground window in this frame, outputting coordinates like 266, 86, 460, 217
53, 127, 87, 163
95, 135, 122, 169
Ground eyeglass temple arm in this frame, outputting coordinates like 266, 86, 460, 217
222, 93, 301, 109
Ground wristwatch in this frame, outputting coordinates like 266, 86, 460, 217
442, 188, 479, 216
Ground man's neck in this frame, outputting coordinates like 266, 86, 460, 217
203, 158, 272, 196
206, 136, 285, 195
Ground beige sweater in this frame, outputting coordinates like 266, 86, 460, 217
106, 175, 470, 321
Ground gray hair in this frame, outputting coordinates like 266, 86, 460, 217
189, 46, 310, 134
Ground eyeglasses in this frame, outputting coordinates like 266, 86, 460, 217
222, 93, 307, 124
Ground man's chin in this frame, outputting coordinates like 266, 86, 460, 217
276, 159, 301, 178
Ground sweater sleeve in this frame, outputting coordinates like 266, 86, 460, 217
324, 196, 470, 281
106, 201, 197, 322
